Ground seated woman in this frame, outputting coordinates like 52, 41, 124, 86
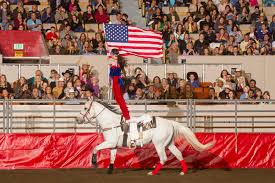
0, 74, 13, 93
0, 89, 12, 99
178, 83, 196, 99
177, 79, 187, 93
70, 15, 84, 32
187, 72, 200, 88
152, 76, 162, 89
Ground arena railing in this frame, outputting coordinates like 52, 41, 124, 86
1, 99, 275, 134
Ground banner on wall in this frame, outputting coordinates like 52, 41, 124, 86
0, 30, 48, 58
0, 133, 274, 169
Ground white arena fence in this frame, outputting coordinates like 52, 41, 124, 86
1, 99, 275, 134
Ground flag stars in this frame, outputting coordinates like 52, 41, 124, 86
105, 24, 128, 43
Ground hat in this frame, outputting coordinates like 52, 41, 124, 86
236, 68, 241, 72
68, 88, 75, 93
216, 77, 226, 84
58, 78, 64, 82
62, 70, 73, 76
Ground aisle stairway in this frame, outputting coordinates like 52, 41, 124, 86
119, 0, 146, 29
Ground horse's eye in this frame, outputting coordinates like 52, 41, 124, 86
84, 107, 87, 110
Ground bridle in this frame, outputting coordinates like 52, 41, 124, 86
79, 101, 106, 124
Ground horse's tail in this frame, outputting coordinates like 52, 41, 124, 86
172, 122, 215, 152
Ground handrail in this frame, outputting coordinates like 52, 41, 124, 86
1, 98, 275, 104
1, 99, 275, 133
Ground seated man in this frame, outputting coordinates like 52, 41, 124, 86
27, 13, 42, 31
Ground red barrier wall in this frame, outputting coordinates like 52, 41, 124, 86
0, 30, 48, 57
0, 133, 274, 169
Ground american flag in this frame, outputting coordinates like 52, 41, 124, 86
104, 24, 163, 58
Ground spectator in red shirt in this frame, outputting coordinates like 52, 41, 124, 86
68, 0, 81, 13
95, 5, 109, 24
46, 26, 59, 41
14, 12, 26, 30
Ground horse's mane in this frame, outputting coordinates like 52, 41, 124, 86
96, 100, 122, 115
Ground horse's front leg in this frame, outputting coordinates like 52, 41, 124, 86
92, 141, 116, 167
107, 148, 117, 174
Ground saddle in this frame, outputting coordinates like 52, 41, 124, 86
120, 115, 157, 147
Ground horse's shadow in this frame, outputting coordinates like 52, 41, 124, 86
112, 138, 231, 173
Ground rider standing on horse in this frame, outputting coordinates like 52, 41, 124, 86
109, 48, 130, 122
109, 48, 136, 147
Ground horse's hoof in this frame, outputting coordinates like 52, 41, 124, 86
179, 172, 185, 176
147, 172, 154, 176
107, 164, 114, 174
92, 154, 97, 166
107, 169, 113, 174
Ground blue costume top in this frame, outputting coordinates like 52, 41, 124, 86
109, 65, 123, 86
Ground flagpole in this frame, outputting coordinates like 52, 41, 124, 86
103, 23, 112, 102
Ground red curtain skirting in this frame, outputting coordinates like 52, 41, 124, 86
0, 133, 274, 169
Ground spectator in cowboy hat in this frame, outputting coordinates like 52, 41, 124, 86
64, 88, 80, 104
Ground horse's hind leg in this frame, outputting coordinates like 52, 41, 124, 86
168, 143, 187, 175
148, 145, 167, 175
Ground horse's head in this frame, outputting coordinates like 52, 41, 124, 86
76, 98, 94, 124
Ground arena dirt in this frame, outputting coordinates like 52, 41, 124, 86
0, 169, 274, 183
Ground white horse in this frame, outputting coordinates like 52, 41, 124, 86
76, 99, 215, 175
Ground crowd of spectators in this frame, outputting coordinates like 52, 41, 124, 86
0, 0, 128, 55
120, 66, 271, 101
0, 64, 271, 101
0, 0, 274, 60
145, 0, 275, 63
0, 63, 101, 102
